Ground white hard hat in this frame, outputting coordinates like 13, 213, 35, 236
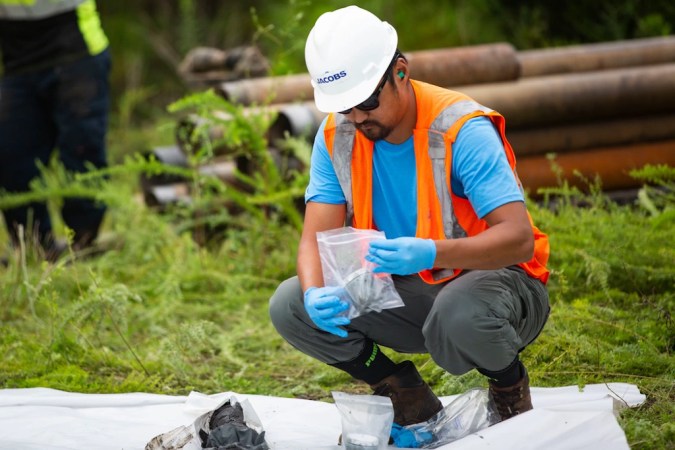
305, 6, 398, 113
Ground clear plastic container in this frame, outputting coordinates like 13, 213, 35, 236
332, 391, 393, 450
344, 432, 380, 450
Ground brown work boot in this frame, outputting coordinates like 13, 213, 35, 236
370, 361, 443, 426
488, 370, 533, 421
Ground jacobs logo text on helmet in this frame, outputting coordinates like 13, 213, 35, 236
316, 71, 347, 84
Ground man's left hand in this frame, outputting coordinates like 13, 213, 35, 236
366, 237, 436, 275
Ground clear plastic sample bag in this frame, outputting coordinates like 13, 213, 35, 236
394, 388, 499, 448
333, 391, 394, 450
317, 227, 404, 319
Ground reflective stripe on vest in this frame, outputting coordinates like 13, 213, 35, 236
425, 100, 497, 281
331, 113, 356, 224
429, 99, 496, 240
0, 0, 107, 56
76, 0, 108, 55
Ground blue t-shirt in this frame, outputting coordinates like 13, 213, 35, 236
305, 116, 524, 239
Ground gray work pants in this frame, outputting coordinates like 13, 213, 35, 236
269, 266, 550, 374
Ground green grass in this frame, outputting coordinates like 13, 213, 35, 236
1, 113, 673, 449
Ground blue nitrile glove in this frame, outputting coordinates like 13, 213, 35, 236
390, 423, 434, 448
303, 286, 351, 338
366, 237, 436, 275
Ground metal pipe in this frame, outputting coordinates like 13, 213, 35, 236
508, 114, 675, 156
217, 73, 313, 106
516, 140, 675, 194
250, 64, 675, 131
519, 36, 675, 78
218, 43, 519, 106
460, 64, 675, 127
267, 103, 325, 144
143, 183, 191, 208
180, 46, 271, 88
214, 37, 675, 106
404, 43, 520, 87
197, 158, 239, 185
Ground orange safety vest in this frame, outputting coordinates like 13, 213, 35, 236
324, 79, 550, 284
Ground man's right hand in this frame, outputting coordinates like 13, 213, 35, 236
303, 286, 351, 338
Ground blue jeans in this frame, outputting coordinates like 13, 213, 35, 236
0, 49, 110, 246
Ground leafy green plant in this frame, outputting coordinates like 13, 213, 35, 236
631, 164, 674, 227
524, 166, 674, 449
250, 0, 312, 75
167, 89, 308, 235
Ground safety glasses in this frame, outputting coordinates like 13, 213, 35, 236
339, 52, 400, 115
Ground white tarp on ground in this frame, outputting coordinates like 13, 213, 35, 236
0, 383, 645, 450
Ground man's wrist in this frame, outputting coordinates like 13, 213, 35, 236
424, 239, 437, 268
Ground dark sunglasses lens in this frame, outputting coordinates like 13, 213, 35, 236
339, 92, 378, 114
357, 95, 379, 111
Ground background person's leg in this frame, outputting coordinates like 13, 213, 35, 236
52, 50, 111, 248
0, 72, 56, 246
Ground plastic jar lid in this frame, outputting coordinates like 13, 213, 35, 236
346, 433, 379, 446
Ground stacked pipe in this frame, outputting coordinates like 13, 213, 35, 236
157, 36, 675, 213
475, 37, 675, 194
216, 43, 521, 105
160, 43, 526, 209
210, 36, 675, 197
